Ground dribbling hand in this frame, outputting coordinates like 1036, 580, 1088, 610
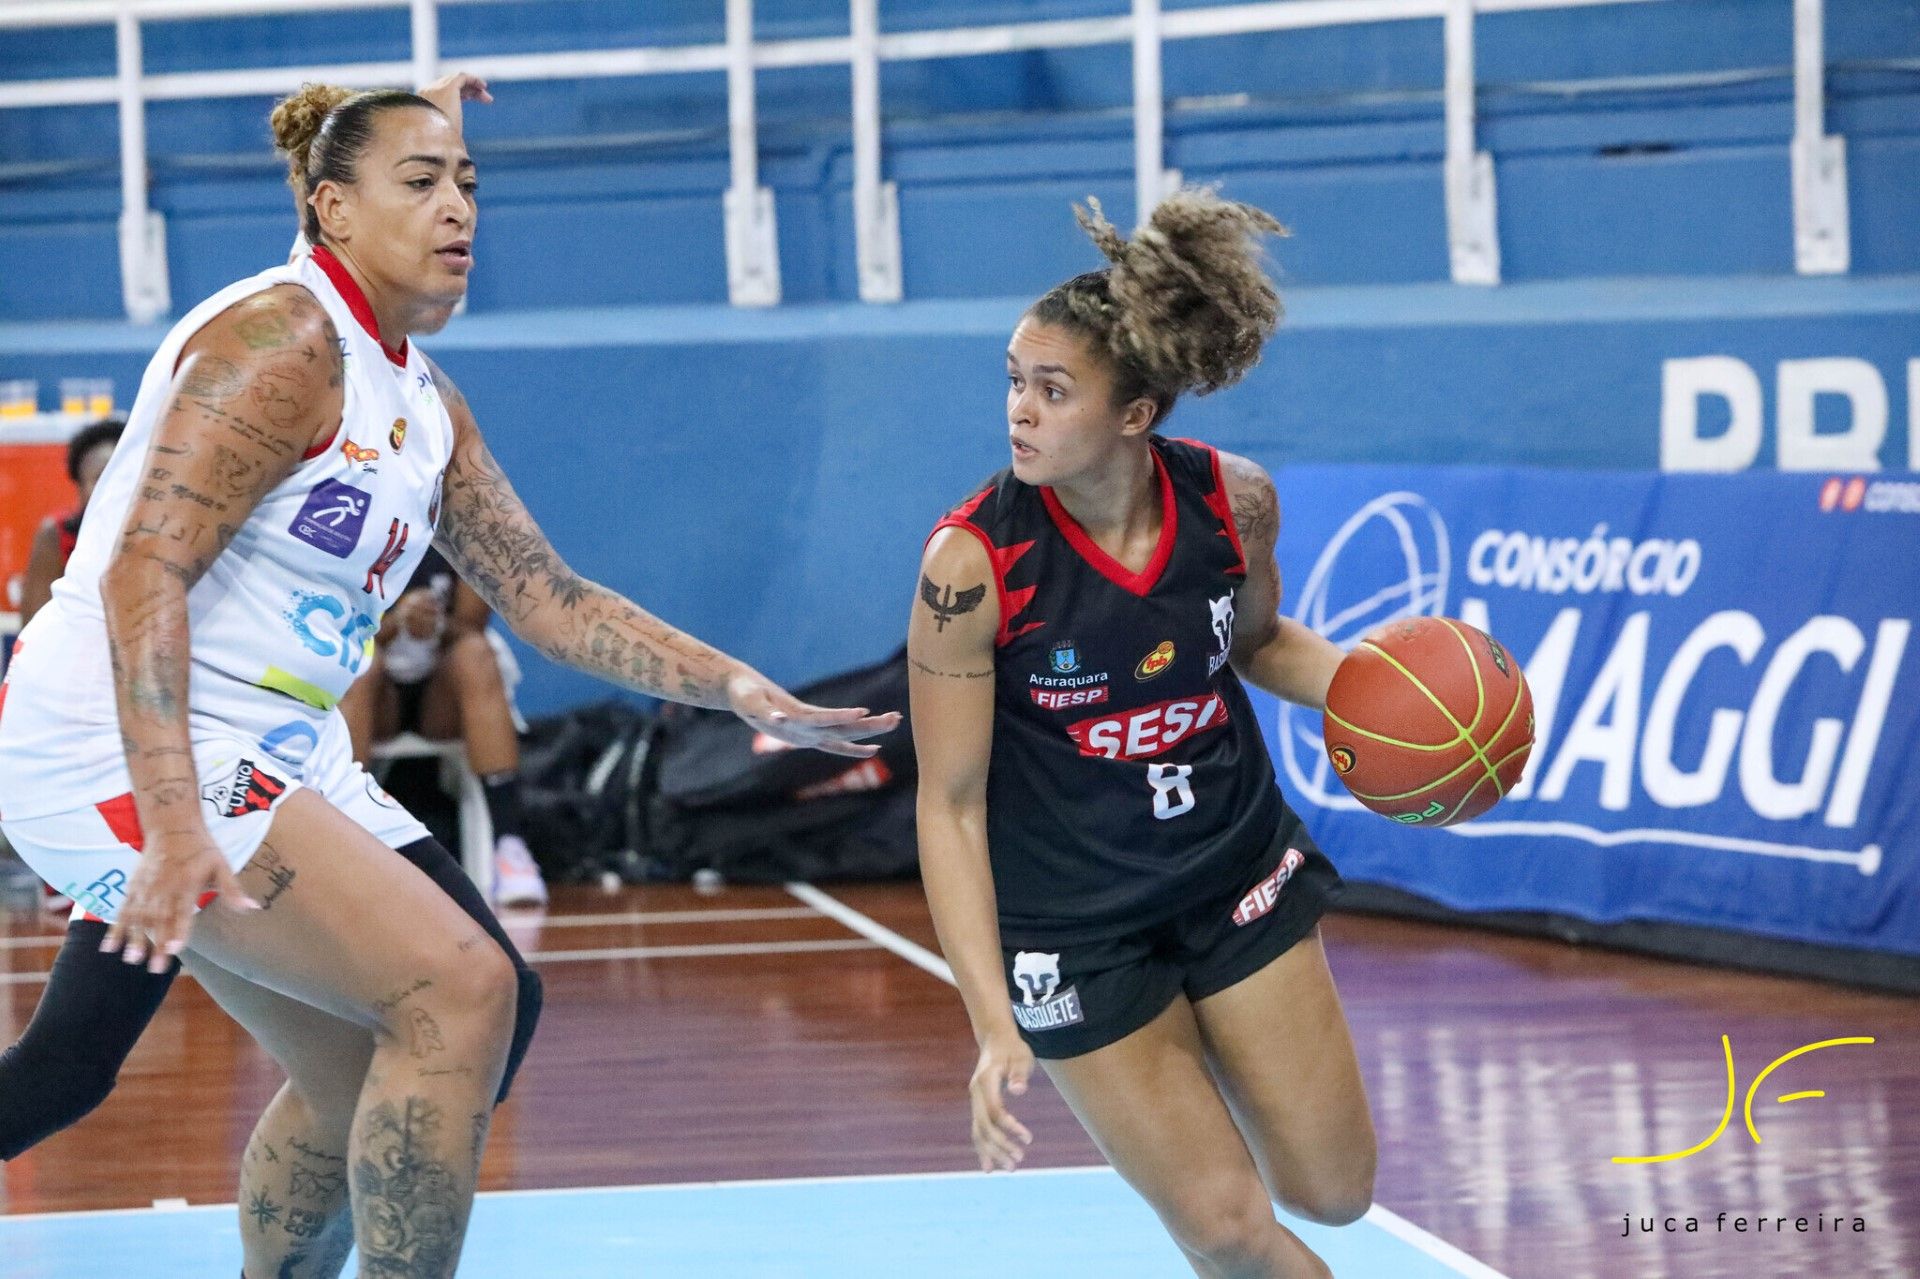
725, 671, 901, 759
969, 1026, 1035, 1172
100, 825, 260, 973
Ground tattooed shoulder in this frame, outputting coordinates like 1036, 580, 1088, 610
1221, 451, 1278, 550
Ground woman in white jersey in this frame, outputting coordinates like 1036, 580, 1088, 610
0, 84, 894, 1279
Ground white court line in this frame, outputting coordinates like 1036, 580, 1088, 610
502, 906, 821, 931
526, 938, 879, 964
0, 906, 824, 950
0, 1164, 1127, 1225
785, 882, 1514, 1279
1365, 1204, 1513, 1279
0, 938, 882, 985
783, 882, 954, 984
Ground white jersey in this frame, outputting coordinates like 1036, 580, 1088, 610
0, 247, 453, 820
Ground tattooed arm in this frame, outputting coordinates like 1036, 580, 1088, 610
1219, 450, 1343, 710
908, 528, 1031, 1172
100, 285, 345, 964
426, 357, 896, 756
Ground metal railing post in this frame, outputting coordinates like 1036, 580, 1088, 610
1443, 0, 1499, 284
850, 0, 901, 302
723, 0, 781, 306
1792, 0, 1848, 274
116, 3, 169, 323
410, 0, 438, 91
1131, 0, 1179, 225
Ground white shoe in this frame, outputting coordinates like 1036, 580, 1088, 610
493, 834, 548, 908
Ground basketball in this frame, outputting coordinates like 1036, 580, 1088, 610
1322, 617, 1534, 827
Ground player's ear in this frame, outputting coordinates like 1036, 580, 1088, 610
1118, 396, 1158, 438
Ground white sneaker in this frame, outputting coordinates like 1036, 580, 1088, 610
493, 834, 548, 908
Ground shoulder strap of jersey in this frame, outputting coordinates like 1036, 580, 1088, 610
1165, 436, 1247, 577
927, 472, 1044, 647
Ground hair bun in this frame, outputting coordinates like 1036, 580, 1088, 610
1076, 187, 1288, 399
270, 83, 356, 187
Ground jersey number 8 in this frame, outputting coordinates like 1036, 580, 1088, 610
1147, 763, 1196, 820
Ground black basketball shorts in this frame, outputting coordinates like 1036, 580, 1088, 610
998, 816, 1342, 1060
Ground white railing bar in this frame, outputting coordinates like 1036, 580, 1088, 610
726, 0, 757, 195
0, 0, 410, 26
1133, 0, 1166, 225
116, 10, 148, 227
0, 78, 119, 109
409, 0, 438, 94
1792, 0, 1824, 141
0, 1, 1684, 103
0, 0, 1677, 36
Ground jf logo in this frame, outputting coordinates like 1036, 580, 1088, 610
1611, 1035, 1876, 1164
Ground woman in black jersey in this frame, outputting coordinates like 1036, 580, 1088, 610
911, 190, 1374, 1279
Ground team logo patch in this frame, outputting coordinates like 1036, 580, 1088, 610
1067, 693, 1229, 761
1048, 641, 1081, 674
1010, 951, 1084, 1031
289, 479, 372, 559
363, 774, 401, 810
1208, 592, 1236, 676
390, 417, 408, 451
1483, 630, 1512, 676
202, 758, 288, 819
1031, 685, 1109, 710
1231, 848, 1307, 927
340, 438, 380, 467
259, 720, 320, 768
1329, 745, 1355, 775
1135, 641, 1176, 680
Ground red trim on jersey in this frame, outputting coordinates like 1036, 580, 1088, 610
929, 489, 1045, 647
311, 244, 409, 368
1177, 438, 1247, 578
300, 426, 341, 461
1039, 449, 1177, 598
95, 792, 146, 850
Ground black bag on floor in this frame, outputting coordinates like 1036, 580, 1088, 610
640, 645, 918, 883
517, 698, 658, 882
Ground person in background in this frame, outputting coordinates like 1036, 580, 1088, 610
339, 544, 549, 906
18, 417, 124, 627
16, 417, 126, 912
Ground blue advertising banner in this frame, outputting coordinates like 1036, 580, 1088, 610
1258, 465, 1920, 957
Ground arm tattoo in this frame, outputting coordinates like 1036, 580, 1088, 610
429, 358, 741, 707
919, 575, 988, 632
105, 286, 342, 840
911, 657, 993, 680
1222, 454, 1278, 552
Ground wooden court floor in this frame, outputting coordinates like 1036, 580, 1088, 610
2, 881, 1914, 1279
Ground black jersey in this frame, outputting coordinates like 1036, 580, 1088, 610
932, 436, 1288, 944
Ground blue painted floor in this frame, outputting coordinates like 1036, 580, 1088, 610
0, 1166, 1491, 1278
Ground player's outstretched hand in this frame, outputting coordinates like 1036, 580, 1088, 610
99, 825, 260, 973
969, 1026, 1035, 1172
725, 671, 902, 758
417, 70, 492, 133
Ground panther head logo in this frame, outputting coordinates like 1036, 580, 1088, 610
1012, 951, 1062, 1006
1210, 592, 1235, 654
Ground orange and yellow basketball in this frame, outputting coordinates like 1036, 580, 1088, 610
1323, 617, 1534, 827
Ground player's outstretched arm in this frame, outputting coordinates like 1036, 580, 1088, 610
1218, 450, 1344, 710
910, 527, 1033, 1172
428, 358, 897, 756
99, 285, 342, 962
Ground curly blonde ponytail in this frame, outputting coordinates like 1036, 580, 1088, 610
1028, 187, 1288, 427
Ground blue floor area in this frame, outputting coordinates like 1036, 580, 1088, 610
0, 1166, 1491, 1278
